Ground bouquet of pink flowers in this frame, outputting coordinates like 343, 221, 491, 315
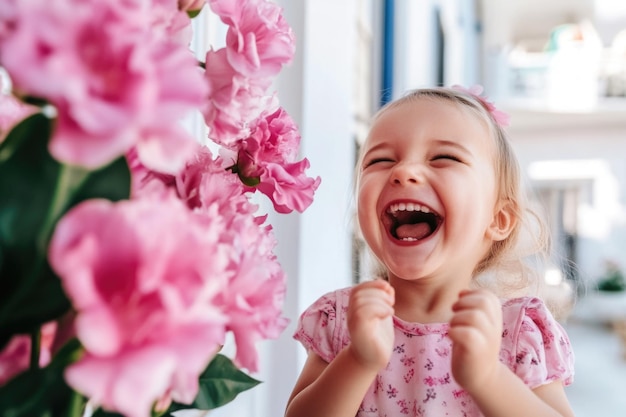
0, 1, 319, 416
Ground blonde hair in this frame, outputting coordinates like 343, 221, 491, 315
353, 87, 550, 298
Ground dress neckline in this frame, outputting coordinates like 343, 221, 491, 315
392, 315, 450, 335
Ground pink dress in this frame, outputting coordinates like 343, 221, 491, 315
294, 287, 574, 417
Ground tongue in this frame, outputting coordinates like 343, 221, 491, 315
396, 222, 432, 240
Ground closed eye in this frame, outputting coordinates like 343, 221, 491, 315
364, 157, 394, 168
431, 154, 462, 163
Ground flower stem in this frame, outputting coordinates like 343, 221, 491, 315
0, 164, 89, 328
66, 390, 87, 417
37, 163, 89, 253
29, 328, 41, 370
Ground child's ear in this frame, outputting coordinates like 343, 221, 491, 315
487, 200, 517, 241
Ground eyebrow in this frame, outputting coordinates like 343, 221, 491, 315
362, 141, 392, 154
363, 138, 472, 155
430, 139, 472, 155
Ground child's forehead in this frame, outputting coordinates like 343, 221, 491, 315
364, 98, 494, 150
375, 95, 486, 124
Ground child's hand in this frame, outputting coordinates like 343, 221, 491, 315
448, 289, 503, 394
346, 280, 395, 371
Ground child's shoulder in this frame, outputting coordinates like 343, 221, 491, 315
294, 287, 353, 362
313, 286, 352, 305
500, 296, 569, 344
502, 295, 546, 311
298, 286, 352, 318
501, 296, 553, 318
501, 296, 555, 326
500, 297, 575, 387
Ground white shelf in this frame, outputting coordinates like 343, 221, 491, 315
503, 97, 626, 130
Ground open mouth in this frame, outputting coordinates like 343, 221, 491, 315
383, 202, 442, 242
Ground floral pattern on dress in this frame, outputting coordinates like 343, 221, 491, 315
293, 287, 575, 417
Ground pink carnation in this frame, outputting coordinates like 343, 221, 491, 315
236, 107, 320, 213
0, 90, 36, 142
178, 146, 260, 217
177, 151, 290, 371
0, 336, 30, 386
0, 0, 206, 172
203, 48, 273, 145
217, 215, 288, 371
127, 147, 174, 199
131, 144, 289, 371
0, 322, 57, 386
202, 0, 295, 145
49, 197, 229, 417
134, 143, 259, 218
179, 0, 206, 13
148, 0, 194, 45
209, 0, 295, 78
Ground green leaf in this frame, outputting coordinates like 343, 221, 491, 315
0, 114, 68, 346
0, 113, 131, 346
187, 9, 202, 18
238, 173, 261, 187
93, 355, 260, 416
0, 338, 87, 417
598, 269, 626, 292
73, 157, 130, 207
167, 354, 261, 412
91, 409, 126, 417
227, 162, 261, 187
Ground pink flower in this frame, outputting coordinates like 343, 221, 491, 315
203, 48, 273, 145
0, 0, 206, 171
127, 147, 173, 199
49, 197, 229, 417
451, 84, 510, 127
0, 0, 18, 40
179, 146, 259, 216
201, 0, 296, 145
217, 215, 288, 371
0, 322, 57, 386
148, 0, 194, 45
256, 159, 321, 213
0, 336, 30, 386
131, 144, 289, 371
209, 0, 295, 78
134, 143, 259, 219
179, 0, 206, 13
0, 90, 36, 142
236, 107, 321, 213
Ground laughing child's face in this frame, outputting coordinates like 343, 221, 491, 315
357, 97, 510, 283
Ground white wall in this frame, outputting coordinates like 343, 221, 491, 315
392, 0, 480, 95
508, 111, 626, 283
480, 0, 626, 284
209, 1, 357, 416
480, 0, 593, 48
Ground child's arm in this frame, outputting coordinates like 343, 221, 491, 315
285, 280, 395, 417
448, 289, 575, 417
470, 364, 573, 417
284, 348, 380, 417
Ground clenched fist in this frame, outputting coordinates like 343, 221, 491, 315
346, 280, 395, 372
448, 289, 503, 393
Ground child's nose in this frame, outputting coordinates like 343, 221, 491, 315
390, 162, 424, 185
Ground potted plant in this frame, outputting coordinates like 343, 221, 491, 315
580, 260, 626, 324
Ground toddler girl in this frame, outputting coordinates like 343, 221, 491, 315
285, 86, 575, 417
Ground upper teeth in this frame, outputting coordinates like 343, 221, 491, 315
387, 203, 431, 214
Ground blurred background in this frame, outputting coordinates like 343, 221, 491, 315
189, 1, 626, 416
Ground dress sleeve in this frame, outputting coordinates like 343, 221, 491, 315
293, 290, 345, 363
513, 297, 575, 388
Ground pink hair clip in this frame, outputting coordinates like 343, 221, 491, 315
451, 84, 510, 128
